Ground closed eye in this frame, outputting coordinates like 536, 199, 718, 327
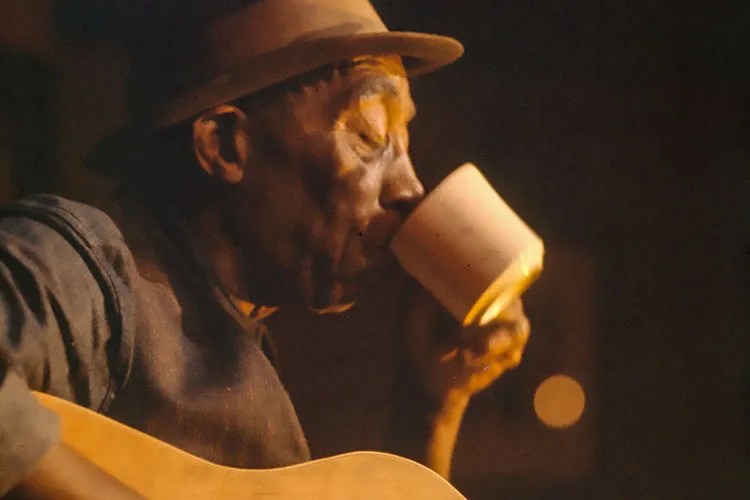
350, 130, 389, 161
345, 107, 388, 160
358, 130, 385, 147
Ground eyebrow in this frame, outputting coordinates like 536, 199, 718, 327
353, 77, 417, 120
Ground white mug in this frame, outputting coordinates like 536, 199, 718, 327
390, 163, 544, 326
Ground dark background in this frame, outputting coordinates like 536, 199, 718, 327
1, 1, 749, 498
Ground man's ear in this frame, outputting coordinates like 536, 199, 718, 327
192, 104, 250, 185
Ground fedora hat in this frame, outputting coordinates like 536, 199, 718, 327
127, 0, 463, 127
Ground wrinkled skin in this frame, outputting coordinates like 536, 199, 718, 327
229, 57, 421, 311
191, 57, 531, 436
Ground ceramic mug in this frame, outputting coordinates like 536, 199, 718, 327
390, 163, 544, 326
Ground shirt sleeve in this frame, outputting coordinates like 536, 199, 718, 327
0, 199, 135, 494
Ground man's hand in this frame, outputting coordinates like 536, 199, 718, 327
391, 280, 531, 478
11, 442, 144, 499
403, 283, 531, 405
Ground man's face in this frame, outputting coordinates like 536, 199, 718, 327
232, 57, 424, 310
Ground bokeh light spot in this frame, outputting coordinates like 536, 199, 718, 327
534, 374, 585, 429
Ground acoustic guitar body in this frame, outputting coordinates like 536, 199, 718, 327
36, 392, 466, 499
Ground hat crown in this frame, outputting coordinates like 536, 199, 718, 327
209, 0, 387, 74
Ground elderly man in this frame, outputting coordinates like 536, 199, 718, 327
0, 0, 530, 496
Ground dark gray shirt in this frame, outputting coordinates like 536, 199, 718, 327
0, 194, 310, 494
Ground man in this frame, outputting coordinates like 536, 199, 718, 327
0, 0, 530, 496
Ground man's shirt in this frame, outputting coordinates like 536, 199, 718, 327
0, 194, 310, 494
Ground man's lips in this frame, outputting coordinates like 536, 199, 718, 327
297, 211, 405, 307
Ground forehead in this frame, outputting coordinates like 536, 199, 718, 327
342, 57, 415, 115
254, 57, 416, 136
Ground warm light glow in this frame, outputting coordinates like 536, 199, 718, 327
534, 374, 585, 429
479, 296, 505, 325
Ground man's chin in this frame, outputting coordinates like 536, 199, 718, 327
306, 275, 362, 314
309, 301, 356, 315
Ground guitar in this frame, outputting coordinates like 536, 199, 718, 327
35, 392, 467, 499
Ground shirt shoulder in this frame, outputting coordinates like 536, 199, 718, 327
3, 194, 125, 244
0, 194, 139, 408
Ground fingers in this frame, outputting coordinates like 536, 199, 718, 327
461, 343, 525, 394
462, 317, 529, 361
488, 328, 514, 353
496, 298, 525, 322
461, 301, 531, 369
462, 335, 526, 369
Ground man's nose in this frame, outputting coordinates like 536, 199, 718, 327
379, 157, 425, 216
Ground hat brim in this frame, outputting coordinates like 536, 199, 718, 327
150, 31, 464, 126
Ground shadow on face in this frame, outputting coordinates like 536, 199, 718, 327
229, 56, 425, 311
